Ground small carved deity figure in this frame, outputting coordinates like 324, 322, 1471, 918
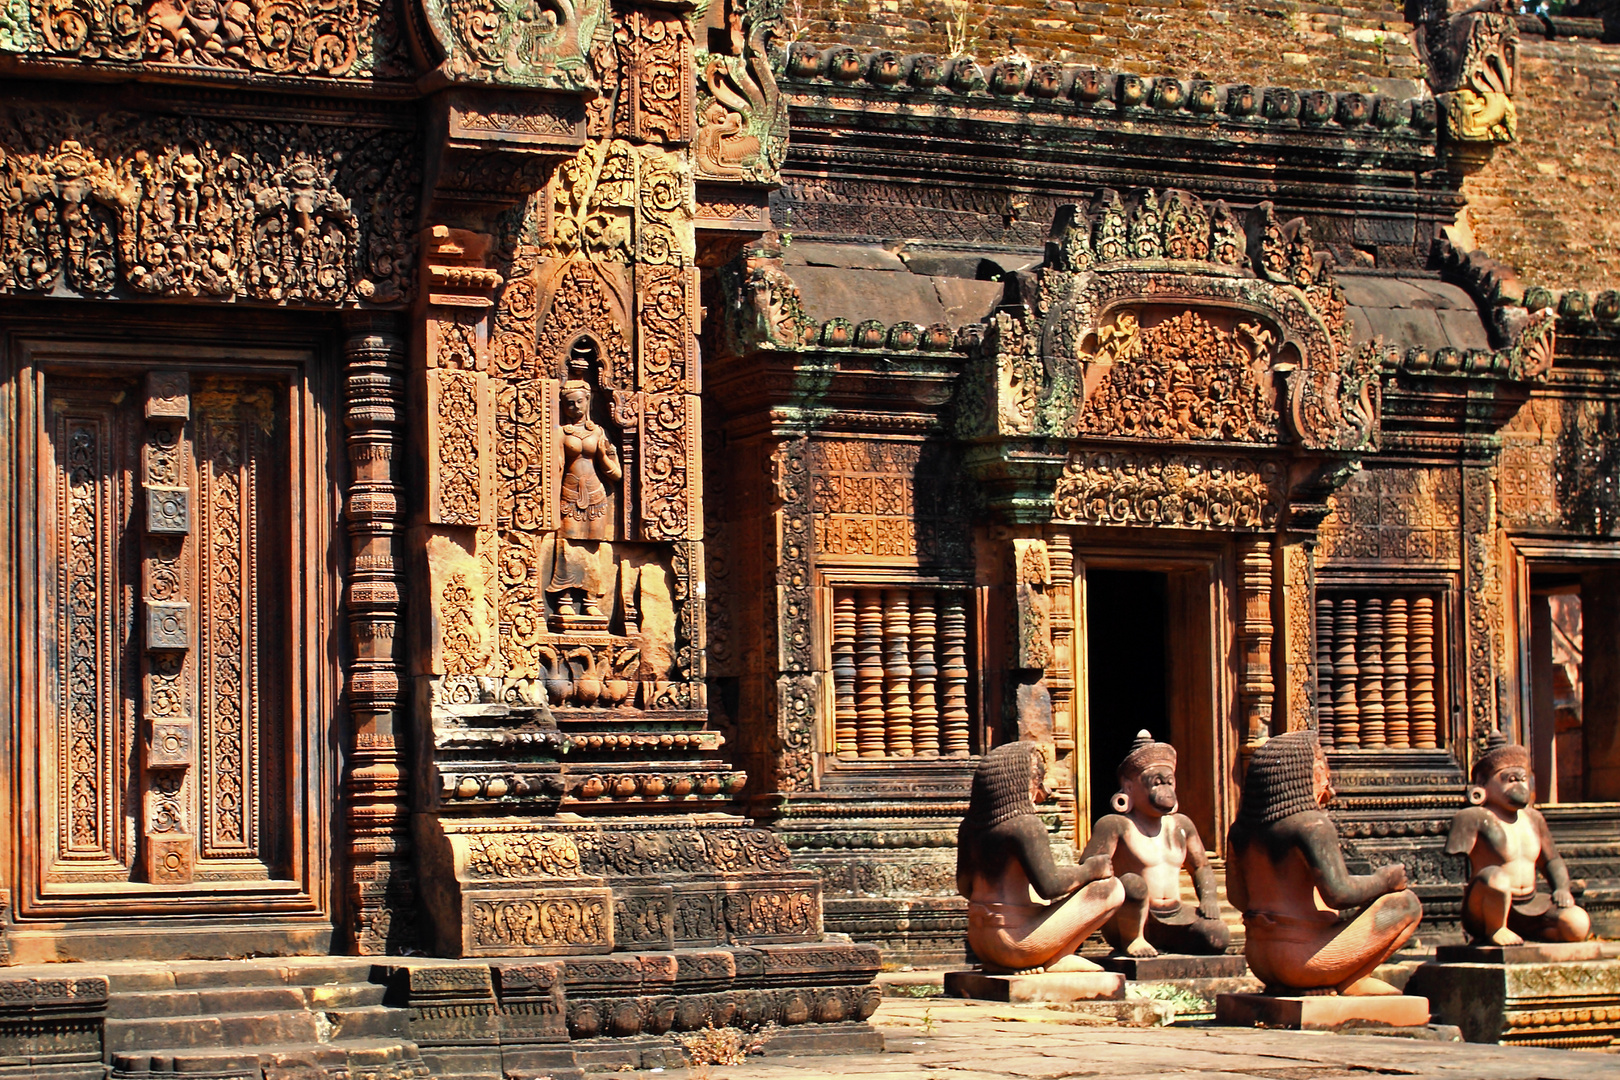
1083, 731, 1230, 958
1447, 733, 1590, 947
548, 343, 621, 621
1227, 731, 1422, 995
957, 742, 1124, 974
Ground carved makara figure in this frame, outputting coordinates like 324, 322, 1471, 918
956, 743, 1123, 973
1447, 733, 1591, 946
548, 341, 621, 622
1083, 731, 1230, 958
1226, 731, 1422, 995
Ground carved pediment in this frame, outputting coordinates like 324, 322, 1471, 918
961, 195, 1384, 456
1066, 306, 1281, 444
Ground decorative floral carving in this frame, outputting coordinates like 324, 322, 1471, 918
469, 893, 611, 950
1052, 450, 1282, 531
640, 392, 693, 540
0, 110, 418, 304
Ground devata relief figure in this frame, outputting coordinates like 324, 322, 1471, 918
1227, 731, 1422, 995
548, 346, 621, 621
956, 742, 1124, 973
1447, 733, 1590, 946
1083, 731, 1230, 957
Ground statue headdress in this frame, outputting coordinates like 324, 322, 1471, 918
1236, 730, 1322, 830
1469, 731, 1531, 802
962, 742, 1043, 830
1111, 730, 1176, 813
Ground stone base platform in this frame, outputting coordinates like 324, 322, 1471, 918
1215, 992, 1430, 1030
1434, 940, 1603, 965
1407, 955, 1620, 1048
943, 970, 1126, 1003
1099, 953, 1249, 980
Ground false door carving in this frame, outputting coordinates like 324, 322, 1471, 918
23, 354, 319, 918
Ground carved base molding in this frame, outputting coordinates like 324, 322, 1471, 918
1410, 956, 1620, 1048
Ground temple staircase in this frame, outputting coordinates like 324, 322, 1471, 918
98, 958, 428, 1080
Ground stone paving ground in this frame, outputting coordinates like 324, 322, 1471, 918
644, 999, 1618, 1080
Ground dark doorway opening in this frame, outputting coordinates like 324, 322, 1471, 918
1086, 569, 1170, 825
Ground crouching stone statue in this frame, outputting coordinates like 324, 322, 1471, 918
1226, 731, 1422, 996
1448, 733, 1590, 947
956, 742, 1123, 973
1083, 731, 1230, 958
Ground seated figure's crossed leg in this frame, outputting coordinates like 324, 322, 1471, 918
1247, 891, 1422, 996
971, 877, 1125, 974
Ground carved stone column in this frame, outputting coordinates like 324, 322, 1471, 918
1238, 537, 1276, 756
343, 313, 414, 954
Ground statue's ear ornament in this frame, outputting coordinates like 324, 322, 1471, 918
1111, 790, 1132, 814
1467, 785, 1487, 806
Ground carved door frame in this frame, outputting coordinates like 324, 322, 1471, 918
1064, 532, 1238, 853
0, 312, 341, 961
1508, 537, 1620, 806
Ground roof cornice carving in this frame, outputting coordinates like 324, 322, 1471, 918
782, 43, 1437, 144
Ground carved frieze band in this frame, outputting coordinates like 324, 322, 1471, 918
1052, 450, 1282, 531
0, 111, 419, 305
0, 0, 412, 78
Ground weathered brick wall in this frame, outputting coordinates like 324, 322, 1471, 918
782, 1, 1424, 89
1461, 34, 1620, 290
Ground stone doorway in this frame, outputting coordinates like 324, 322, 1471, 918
1074, 549, 1226, 852
1, 328, 336, 962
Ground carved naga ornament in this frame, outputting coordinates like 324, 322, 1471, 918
958, 193, 1387, 531
411, 0, 604, 90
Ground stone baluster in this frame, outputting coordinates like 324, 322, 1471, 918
1410, 595, 1438, 749
1333, 595, 1361, 748
911, 590, 940, 757
1316, 595, 1336, 749
856, 589, 887, 758
1358, 596, 1386, 748
832, 590, 858, 758
1384, 596, 1410, 749
940, 591, 972, 757
883, 589, 915, 757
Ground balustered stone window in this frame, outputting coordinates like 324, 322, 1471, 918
828, 586, 976, 759
1315, 589, 1447, 750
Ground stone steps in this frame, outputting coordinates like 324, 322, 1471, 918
110, 1038, 429, 1080
92, 960, 427, 1080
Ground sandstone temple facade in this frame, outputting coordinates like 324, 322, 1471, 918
0, 0, 1617, 1071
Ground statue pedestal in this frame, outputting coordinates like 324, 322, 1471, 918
944, 970, 1126, 1003
1100, 954, 1248, 980
1434, 940, 1603, 965
1408, 953, 1620, 1047
1215, 993, 1430, 1030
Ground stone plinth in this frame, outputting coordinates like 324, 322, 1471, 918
1434, 940, 1603, 965
944, 970, 1127, 1003
0, 974, 108, 1080
1216, 992, 1430, 1030
1407, 957, 1620, 1048
1100, 954, 1249, 980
